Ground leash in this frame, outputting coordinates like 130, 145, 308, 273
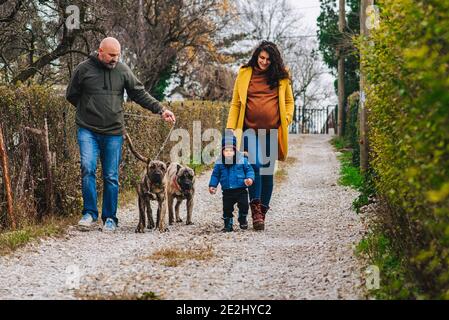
124, 112, 176, 162
152, 120, 176, 161
124, 112, 161, 120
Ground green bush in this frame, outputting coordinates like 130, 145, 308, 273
0, 84, 227, 230
356, 227, 419, 299
345, 92, 360, 167
359, 0, 449, 298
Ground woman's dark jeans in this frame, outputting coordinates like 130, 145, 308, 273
243, 129, 278, 208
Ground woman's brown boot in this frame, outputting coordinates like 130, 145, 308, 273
250, 199, 264, 231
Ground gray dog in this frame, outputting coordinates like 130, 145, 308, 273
164, 162, 195, 226
124, 134, 168, 232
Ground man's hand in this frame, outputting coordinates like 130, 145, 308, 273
244, 178, 253, 186
209, 187, 216, 194
161, 109, 176, 124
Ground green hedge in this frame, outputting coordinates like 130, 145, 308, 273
0, 84, 227, 230
360, 0, 449, 298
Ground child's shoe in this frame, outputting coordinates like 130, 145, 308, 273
222, 217, 234, 232
238, 215, 248, 230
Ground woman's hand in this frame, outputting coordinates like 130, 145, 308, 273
209, 187, 216, 194
244, 178, 253, 186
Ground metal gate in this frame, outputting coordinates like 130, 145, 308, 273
289, 106, 336, 134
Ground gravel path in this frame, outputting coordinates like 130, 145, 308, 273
0, 134, 366, 300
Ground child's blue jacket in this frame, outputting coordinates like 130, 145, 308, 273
209, 154, 255, 190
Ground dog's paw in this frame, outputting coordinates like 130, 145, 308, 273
186, 221, 194, 225
176, 218, 183, 223
169, 221, 174, 225
158, 227, 169, 233
135, 225, 145, 233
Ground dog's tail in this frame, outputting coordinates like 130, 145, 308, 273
124, 132, 149, 163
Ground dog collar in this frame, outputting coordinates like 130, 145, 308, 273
172, 176, 181, 191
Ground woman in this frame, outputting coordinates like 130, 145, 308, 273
226, 40, 294, 231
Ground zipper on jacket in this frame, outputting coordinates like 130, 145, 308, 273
103, 70, 107, 90
227, 166, 232, 189
108, 70, 112, 91
102, 69, 113, 91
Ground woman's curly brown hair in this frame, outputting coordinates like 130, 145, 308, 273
244, 40, 290, 89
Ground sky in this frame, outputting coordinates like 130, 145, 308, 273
289, 0, 322, 33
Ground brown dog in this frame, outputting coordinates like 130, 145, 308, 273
164, 162, 195, 226
124, 133, 168, 232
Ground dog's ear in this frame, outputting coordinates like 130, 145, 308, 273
176, 164, 181, 173
166, 161, 170, 169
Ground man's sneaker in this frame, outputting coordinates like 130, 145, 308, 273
77, 213, 94, 231
103, 218, 117, 232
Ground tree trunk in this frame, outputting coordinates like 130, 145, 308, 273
359, 0, 373, 172
12, 36, 76, 83
337, 0, 346, 137
0, 123, 16, 229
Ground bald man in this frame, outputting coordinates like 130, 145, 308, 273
66, 37, 176, 232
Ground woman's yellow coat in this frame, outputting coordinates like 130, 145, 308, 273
226, 66, 295, 161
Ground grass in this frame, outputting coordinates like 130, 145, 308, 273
330, 136, 363, 190
284, 156, 298, 166
356, 230, 421, 299
331, 136, 349, 150
147, 245, 214, 267
275, 168, 288, 183
0, 216, 76, 255
338, 152, 363, 189
76, 290, 163, 300
188, 161, 214, 176
275, 157, 297, 183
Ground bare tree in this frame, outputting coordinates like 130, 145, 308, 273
287, 40, 333, 108
168, 56, 236, 101
223, 0, 305, 62
98, 0, 235, 96
0, 1, 109, 84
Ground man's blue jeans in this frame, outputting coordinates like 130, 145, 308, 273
77, 127, 123, 224
242, 129, 277, 208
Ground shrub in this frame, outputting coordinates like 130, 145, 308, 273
345, 92, 360, 167
0, 84, 227, 230
359, 0, 449, 298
